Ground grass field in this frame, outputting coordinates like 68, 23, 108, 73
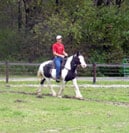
0, 79, 129, 133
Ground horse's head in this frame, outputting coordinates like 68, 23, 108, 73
74, 52, 87, 68
64, 52, 87, 71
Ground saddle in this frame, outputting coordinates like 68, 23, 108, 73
43, 58, 67, 78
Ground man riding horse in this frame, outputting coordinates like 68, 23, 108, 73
37, 35, 87, 99
52, 35, 68, 82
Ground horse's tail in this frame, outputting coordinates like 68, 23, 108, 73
37, 69, 42, 79
37, 67, 46, 85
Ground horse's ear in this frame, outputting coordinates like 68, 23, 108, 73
76, 51, 80, 56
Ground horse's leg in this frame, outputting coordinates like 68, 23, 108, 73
46, 78, 56, 96
37, 78, 46, 97
72, 78, 83, 99
57, 80, 66, 98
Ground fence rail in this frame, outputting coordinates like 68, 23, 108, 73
0, 61, 129, 84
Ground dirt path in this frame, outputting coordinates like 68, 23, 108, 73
0, 90, 129, 108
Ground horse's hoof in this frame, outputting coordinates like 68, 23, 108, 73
36, 91, 41, 95
76, 97, 84, 100
58, 96, 62, 98
52, 94, 57, 97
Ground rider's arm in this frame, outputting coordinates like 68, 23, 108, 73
63, 51, 68, 57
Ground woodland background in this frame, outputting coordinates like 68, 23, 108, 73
0, 0, 129, 63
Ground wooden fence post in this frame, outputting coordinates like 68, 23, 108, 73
93, 63, 96, 84
5, 61, 9, 83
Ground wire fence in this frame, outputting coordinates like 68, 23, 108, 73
0, 61, 129, 84
123, 58, 129, 77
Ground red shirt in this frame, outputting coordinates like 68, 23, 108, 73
52, 42, 64, 55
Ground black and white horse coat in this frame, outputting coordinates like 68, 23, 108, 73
37, 52, 87, 99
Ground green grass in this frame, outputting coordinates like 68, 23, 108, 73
0, 79, 129, 85
0, 80, 129, 133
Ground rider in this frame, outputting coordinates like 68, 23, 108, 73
52, 35, 68, 82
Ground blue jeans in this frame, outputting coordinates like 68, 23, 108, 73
54, 56, 63, 79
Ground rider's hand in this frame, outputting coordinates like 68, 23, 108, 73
61, 55, 65, 58
65, 53, 68, 57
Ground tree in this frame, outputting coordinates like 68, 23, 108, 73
0, 0, 129, 63
93, 0, 124, 7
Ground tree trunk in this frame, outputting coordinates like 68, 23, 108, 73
18, 0, 22, 31
115, 0, 124, 7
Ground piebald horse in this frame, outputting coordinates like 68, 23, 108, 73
37, 52, 87, 99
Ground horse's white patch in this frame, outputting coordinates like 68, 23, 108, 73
64, 56, 73, 70
79, 55, 87, 68
39, 60, 52, 73
51, 69, 56, 79
61, 69, 68, 79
